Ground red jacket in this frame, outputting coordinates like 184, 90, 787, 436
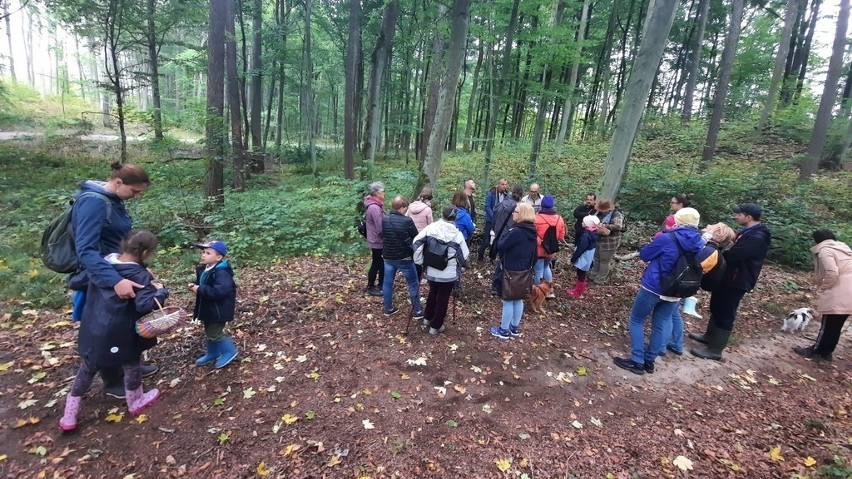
534, 212, 566, 259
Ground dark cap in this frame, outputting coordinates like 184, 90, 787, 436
195, 241, 227, 257
541, 195, 555, 209
732, 203, 762, 220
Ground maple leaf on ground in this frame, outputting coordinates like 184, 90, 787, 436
243, 387, 257, 399
495, 458, 512, 472
257, 461, 270, 477
769, 446, 784, 462
362, 419, 375, 430
327, 454, 342, 467
673, 455, 693, 471
280, 444, 301, 457
105, 412, 124, 423
803, 456, 816, 467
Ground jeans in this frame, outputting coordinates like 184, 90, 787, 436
382, 259, 421, 314
666, 307, 684, 353
534, 258, 553, 284
500, 299, 524, 330
628, 288, 678, 364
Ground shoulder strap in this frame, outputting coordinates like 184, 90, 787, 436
75, 192, 113, 224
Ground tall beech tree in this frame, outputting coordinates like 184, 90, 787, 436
205, 0, 226, 205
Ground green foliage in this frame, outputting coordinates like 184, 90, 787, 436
818, 456, 852, 478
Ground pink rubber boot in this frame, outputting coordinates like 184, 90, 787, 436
125, 387, 160, 416
567, 280, 587, 298
59, 395, 82, 432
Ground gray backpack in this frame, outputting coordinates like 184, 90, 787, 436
40, 192, 111, 273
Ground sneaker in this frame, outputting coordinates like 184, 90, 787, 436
666, 345, 684, 356
489, 327, 512, 340
103, 384, 126, 399
428, 326, 445, 335
509, 326, 522, 338
422, 318, 430, 326
644, 361, 655, 374
366, 287, 383, 297
384, 307, 400, 316
613, 357, 645, 375
413, 311, 425, 321
140, 363, 159, 378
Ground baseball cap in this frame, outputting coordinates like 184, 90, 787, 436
195, 241, 227, 257
731, 203, 762, 220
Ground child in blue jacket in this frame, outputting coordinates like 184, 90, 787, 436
188, 241, 238, 369
567, 215, 600, 298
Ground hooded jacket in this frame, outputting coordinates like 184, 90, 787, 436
413, 220, 470, 283
721, 223, 771, 291
363, 196, 385, 249
812, 239, 852, 314
382, 211, 419, 260
534, 211, 566, 259
639, 226, 704, 296
406, 200, 433, 232
69, 254, 166, 367
193, 261, 237, 323
71, 180, 134, 289
455, 207, 475, 240
497, 222, 538, 272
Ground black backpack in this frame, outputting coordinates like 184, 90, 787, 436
541, 218, 560, 255
700, 245, 727, 292
659, 233, 702, 298
357, 203, 378, 237
40, 192, 111, 273
423, 236, 451, 270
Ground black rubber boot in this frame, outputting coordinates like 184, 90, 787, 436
688, 316, 716, 345
690, 327, 731, 361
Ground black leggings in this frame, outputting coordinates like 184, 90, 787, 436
813, 314, 850, 355
709, 287, 747, 332
368, 248, 384, 288
576, 268, 587, 281
71, 359, 142, 396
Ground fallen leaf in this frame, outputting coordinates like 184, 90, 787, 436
327, 454, 342, 467
305, 410, 316, 420
0, 454, 6, 461
28, 372, 47, 384
306, 371, 320, 381
406, 357, 427, 366
453, 384, 467, 394
390, 391, 401, 400
0, 361, 13, 371
243, 387, 257, 399
482, 404, 493, 414
256, 461, 270, 477
495, 458, 512, 472
803, 456, 816, 467
673, 455, 693, 471
576, 366, 588, 376
218, 432, 230, 444
105, 412, 124, 423
280, 444, 301, 457
769, 446, 784, 462
281, 414, 299, 425
296, 355, 308, 363
447, 420, 459, 428
571, 420, 583, 429
362, 419, 375, 430
135, 414, 148, 424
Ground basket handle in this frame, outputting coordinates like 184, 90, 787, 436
153, 297, 165, 313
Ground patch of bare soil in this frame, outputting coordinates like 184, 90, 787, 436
0, 252, 849, 478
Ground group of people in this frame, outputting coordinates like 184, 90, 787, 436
362, 181, 851, 374
58, 164, 237, 432
54, 167, 850, 432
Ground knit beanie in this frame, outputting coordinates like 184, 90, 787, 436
541, 195, 555, 209
674, 207, 700, 227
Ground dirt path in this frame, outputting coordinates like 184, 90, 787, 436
0, 256, 849, 478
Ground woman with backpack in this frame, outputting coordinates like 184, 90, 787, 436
363, 182, 387, 297
69, 163, 157, 399
533, 195, 565, 294
589, 199, 624, 285
412, 206, 469, 335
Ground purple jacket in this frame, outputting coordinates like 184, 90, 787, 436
363, 196, 385, 249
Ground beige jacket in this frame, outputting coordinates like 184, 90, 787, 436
812, 240, 852, 314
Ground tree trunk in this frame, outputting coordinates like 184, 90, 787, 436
24, 8, 34, 86
275, 0, 289, 158
529, 1, 561, 178
419, 22, 445, 166
839, 112, 852, 167
801, 0, 849, 179
362, 0, 398, 174
596, 0, 620, 138
483, 0, 521, 182
756, 0, 800, 133
73, 34, 86, 100
555, 0, 590, 157
250, 0, 263, 149
700, 0, 744, 166
146, 0, 164, 140
304, 0, 317, 176
226, 0, 247, 191
463, 39, 483, 152
417, 0, 471, 193
600, 0, 678, 200
206, 0, 227, 205
343, 0, 361, 179
4, 1, 15, 82
681, 0, 709, 123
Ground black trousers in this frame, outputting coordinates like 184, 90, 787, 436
368, 248, 384, 288
708, 287, 747, 332
813, 314, 850, 355
425, 281, 455, 330
477, 221, 493, 260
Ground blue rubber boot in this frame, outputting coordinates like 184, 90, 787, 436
194, 340, 220, 366
214, 337, 238, 369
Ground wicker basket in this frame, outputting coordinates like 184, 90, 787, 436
136, 298, 186, 339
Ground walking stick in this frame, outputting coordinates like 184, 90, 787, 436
404, 304, 415, 336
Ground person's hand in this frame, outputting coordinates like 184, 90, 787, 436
151, 281, 164, 290
114, 279, 143, 299
188, 283, 199, 293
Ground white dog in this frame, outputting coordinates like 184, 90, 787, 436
781, 308, 814, 332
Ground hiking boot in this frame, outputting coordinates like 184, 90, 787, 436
489, 327, 512, 340
690, 327, 731, 361
644, 361, 655, 374
613, 357, 645, 375
103, 383, 126, 399
384, 307, 400, 316
509, 326, 522, 338
793, 345, 833, 362
366, 287, 383, 297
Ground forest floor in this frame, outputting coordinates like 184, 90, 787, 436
0, 249, 850, 478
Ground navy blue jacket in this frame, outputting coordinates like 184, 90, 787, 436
484, 188, 505, 224
571, 229, 599, 264
497, 222, 538, 271
639, 227, 704, 295
722, 223, 771, 291
69, 258, 166, 367
193, 261, 237, 324
71, 180, 134, 289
